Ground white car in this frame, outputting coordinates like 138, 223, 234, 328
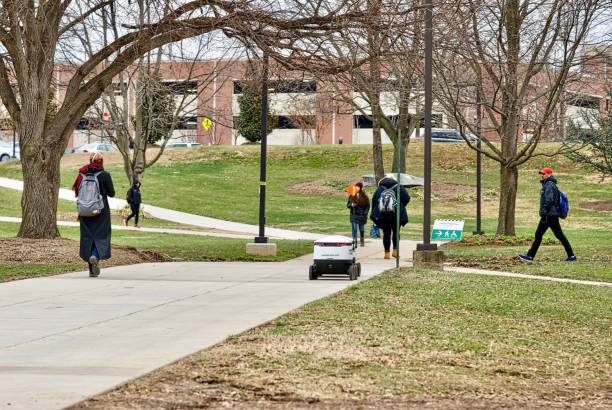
72, 143, 118, 154
0, 144, 19, 162
165, 142, 202, 149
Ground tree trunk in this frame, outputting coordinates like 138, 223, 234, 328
496, 165, 518, 236
372, 111, 385, 180
18, 145, 62, 239
391, 131, 410, 173
367, 0, 385, 182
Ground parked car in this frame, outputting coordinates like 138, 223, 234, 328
0, 143, 20, 161
165, 142, 202, 149
419, 129, 477, 143
71, 143, 118, 154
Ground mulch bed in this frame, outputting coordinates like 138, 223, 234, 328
578, 200, 612, 212
0, 238, 170, 266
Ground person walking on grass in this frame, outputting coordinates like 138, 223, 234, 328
124, 181, 142, 228
519, 167, 576, 263
347, 181, 370, 247
72, 152, 115, 277
370, 177, 410, 259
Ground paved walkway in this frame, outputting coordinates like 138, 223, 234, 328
0, 177, 320, 240
0, 240, 417, 410
0, 216, 254, 240
447, 266, 612, 287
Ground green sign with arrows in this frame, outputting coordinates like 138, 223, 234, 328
431, 220, 465, 241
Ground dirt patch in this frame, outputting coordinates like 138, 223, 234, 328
413, 182, 497, 203
60, 151, 127, 168
288, 178, 353, 196
448, 235, 556, 247
0, 238, 169, 266
579, 200, 612, 212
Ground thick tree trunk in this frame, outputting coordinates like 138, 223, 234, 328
496, 165, 518, 236
18, 146, 62, 239
372, 111, 385, 181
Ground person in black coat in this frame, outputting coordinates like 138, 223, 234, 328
519, 167, 575, 263
72, 153, 115, 277
370, 177, 410, 259
124, 181, 142, 228
347, 182, 370, 247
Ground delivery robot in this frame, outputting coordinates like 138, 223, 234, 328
309, 235, 361, 280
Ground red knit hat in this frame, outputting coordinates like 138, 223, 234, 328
539, 167, 553, 175
355, 181, 364, 188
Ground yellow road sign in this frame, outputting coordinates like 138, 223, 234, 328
202, 117, 213, 131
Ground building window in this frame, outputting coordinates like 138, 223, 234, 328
233, 80, 317, 95
111, 82, 127, 96
567, 93, 600, 110
76, 117, 103, 130
164, 81, 198, 95
419, 114, 443, 128
176, 116, 197, 130
354, 114, 405, 129
273, 80, 317, 93
233, 81, 244, 94
354, 115, 372, 129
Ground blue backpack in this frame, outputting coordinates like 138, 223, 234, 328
557, 189, 569, 219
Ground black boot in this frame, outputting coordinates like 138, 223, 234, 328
360, 237, 365, 247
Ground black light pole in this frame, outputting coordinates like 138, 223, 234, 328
474, 89, 484, 235
255, 53, 269, 244
395, 128, 401, 269
417, 0, 437, 252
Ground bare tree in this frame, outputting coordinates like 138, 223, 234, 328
434, 0, 607, 235
0, 0, 364, 238
309, 0, 424, 175
287, 91, 333, 145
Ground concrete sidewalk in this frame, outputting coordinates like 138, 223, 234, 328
0, 177, 320, 240
0, 216, 255, 240
0, 239, 416, 410
447, 266, 612, 287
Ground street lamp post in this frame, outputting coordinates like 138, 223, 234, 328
255, 53, 270, 244
395, 128, 401, 269
417, 0, 437, 252
474, 89, 484, 235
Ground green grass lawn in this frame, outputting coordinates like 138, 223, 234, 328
0, 222, 312, 282
446, 230, 612, 282
1, 144, 609, 236
1, 144, 610, 282
74, 268, 612, 409
0, 186, 212, 231
0, 187, 77, 217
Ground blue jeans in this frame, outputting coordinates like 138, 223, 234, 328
88, 244, 99, 272
351, 222, 365, 241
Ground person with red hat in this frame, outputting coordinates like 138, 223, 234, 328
347, 181, 370, 247
518, 167, 576, 263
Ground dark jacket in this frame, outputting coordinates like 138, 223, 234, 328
370, 177, 411, 226
127, 186, 142, 206
347, 192, 370, 224
539, 176, 560, 217
76, 165, 115, 261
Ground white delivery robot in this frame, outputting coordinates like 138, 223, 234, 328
310, 235, 361, 281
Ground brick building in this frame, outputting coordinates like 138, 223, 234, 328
1, 48, 609, 148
